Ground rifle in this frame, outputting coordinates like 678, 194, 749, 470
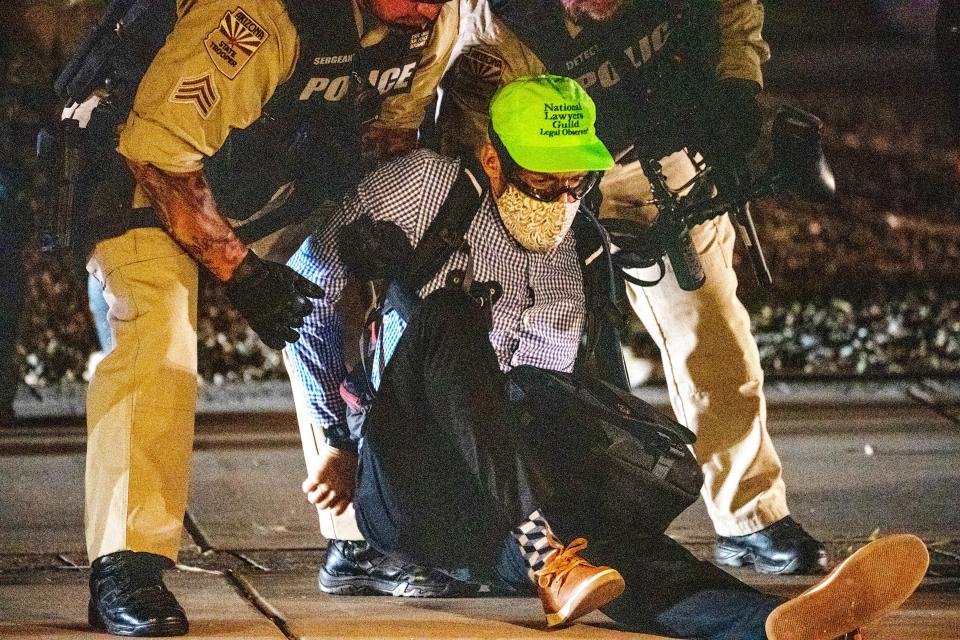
600, 104, 836, 293
562, 0, 838, 292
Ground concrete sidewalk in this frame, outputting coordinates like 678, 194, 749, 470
2, 382, 959, 638
2, 554, 958, 639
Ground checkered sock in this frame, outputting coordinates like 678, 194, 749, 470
511, 509, 561, 583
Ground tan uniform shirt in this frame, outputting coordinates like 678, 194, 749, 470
426, 0, 770, 154
118, 0, 456, 205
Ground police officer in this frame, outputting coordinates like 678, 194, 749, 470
80, 0, 456, 635
431, 0, 830, 576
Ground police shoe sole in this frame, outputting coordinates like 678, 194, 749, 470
318, 569, 454, 598
544, 568, 625, 629
88, 599, 188, 637
764, 534, 928, 640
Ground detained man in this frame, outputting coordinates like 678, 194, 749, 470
285, 74, 929, 638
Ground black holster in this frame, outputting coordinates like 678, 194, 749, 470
36, 119, 82, 256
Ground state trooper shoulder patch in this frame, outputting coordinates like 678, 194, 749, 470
450, 47, 504, 106
169, 72, 220, 119
204, 7, 269, 79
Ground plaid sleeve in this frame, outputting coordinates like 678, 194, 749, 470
285, 150, 455, 431
284, 189, 367, 433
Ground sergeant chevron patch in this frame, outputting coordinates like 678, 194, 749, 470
169, 72, 220, 119
204, 7, 268, 79
176, 0, 198, 17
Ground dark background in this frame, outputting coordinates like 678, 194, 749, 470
2, 0, 957, 388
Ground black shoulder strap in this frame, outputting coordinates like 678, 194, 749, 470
571, 206, 631, 391
378, 160, 483, 324
401, 161, 483, 292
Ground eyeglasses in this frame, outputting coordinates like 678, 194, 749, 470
499, 151, 600, 203
488, 129, 602, 202
509, 166, 600, 202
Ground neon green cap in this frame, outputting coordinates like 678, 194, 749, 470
489, 74, 614, 173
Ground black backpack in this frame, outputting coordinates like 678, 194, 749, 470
507, 364, 702, 536
336, 162, 485, 450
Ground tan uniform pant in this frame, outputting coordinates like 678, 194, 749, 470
601, 153, 788, 536
283, 275, 372, 541
85, 228, 199, 562
284, 349, 364, 541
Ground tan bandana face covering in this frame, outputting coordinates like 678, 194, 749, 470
495, 184, 580, 253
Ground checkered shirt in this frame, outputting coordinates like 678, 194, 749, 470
286, 149, 585, 432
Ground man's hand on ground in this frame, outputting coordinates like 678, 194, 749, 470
303, 443, 358, 515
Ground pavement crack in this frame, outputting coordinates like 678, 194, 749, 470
932, 546, 960, 562
56, 554, 83, 569
230, 551, 271, 571
174, 563, 224, 575
183, 510, 215, 554
224, 569, 299, 640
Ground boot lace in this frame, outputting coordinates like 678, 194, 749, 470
537, 538, 590, 589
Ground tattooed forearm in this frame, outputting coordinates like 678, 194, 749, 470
127, 160, 248, 281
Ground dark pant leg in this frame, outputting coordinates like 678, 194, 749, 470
522, 421, 781, 639
355, 288, 542, 572
583, 531, 781, 640
487, 523, 780, 640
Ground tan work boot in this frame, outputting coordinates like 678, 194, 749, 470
765, 534, 929, 640
536, 538, 625, 628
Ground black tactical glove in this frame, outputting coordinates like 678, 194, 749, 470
701, 78, 763, 160
225, 252, 324, 349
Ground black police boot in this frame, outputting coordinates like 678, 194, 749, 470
88, 551, 188, 636
319, 539, 460, 597
715, 516, 830, 575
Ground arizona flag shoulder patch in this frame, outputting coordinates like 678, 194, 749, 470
170, 72, 221, 119
204, 7, 269, 80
